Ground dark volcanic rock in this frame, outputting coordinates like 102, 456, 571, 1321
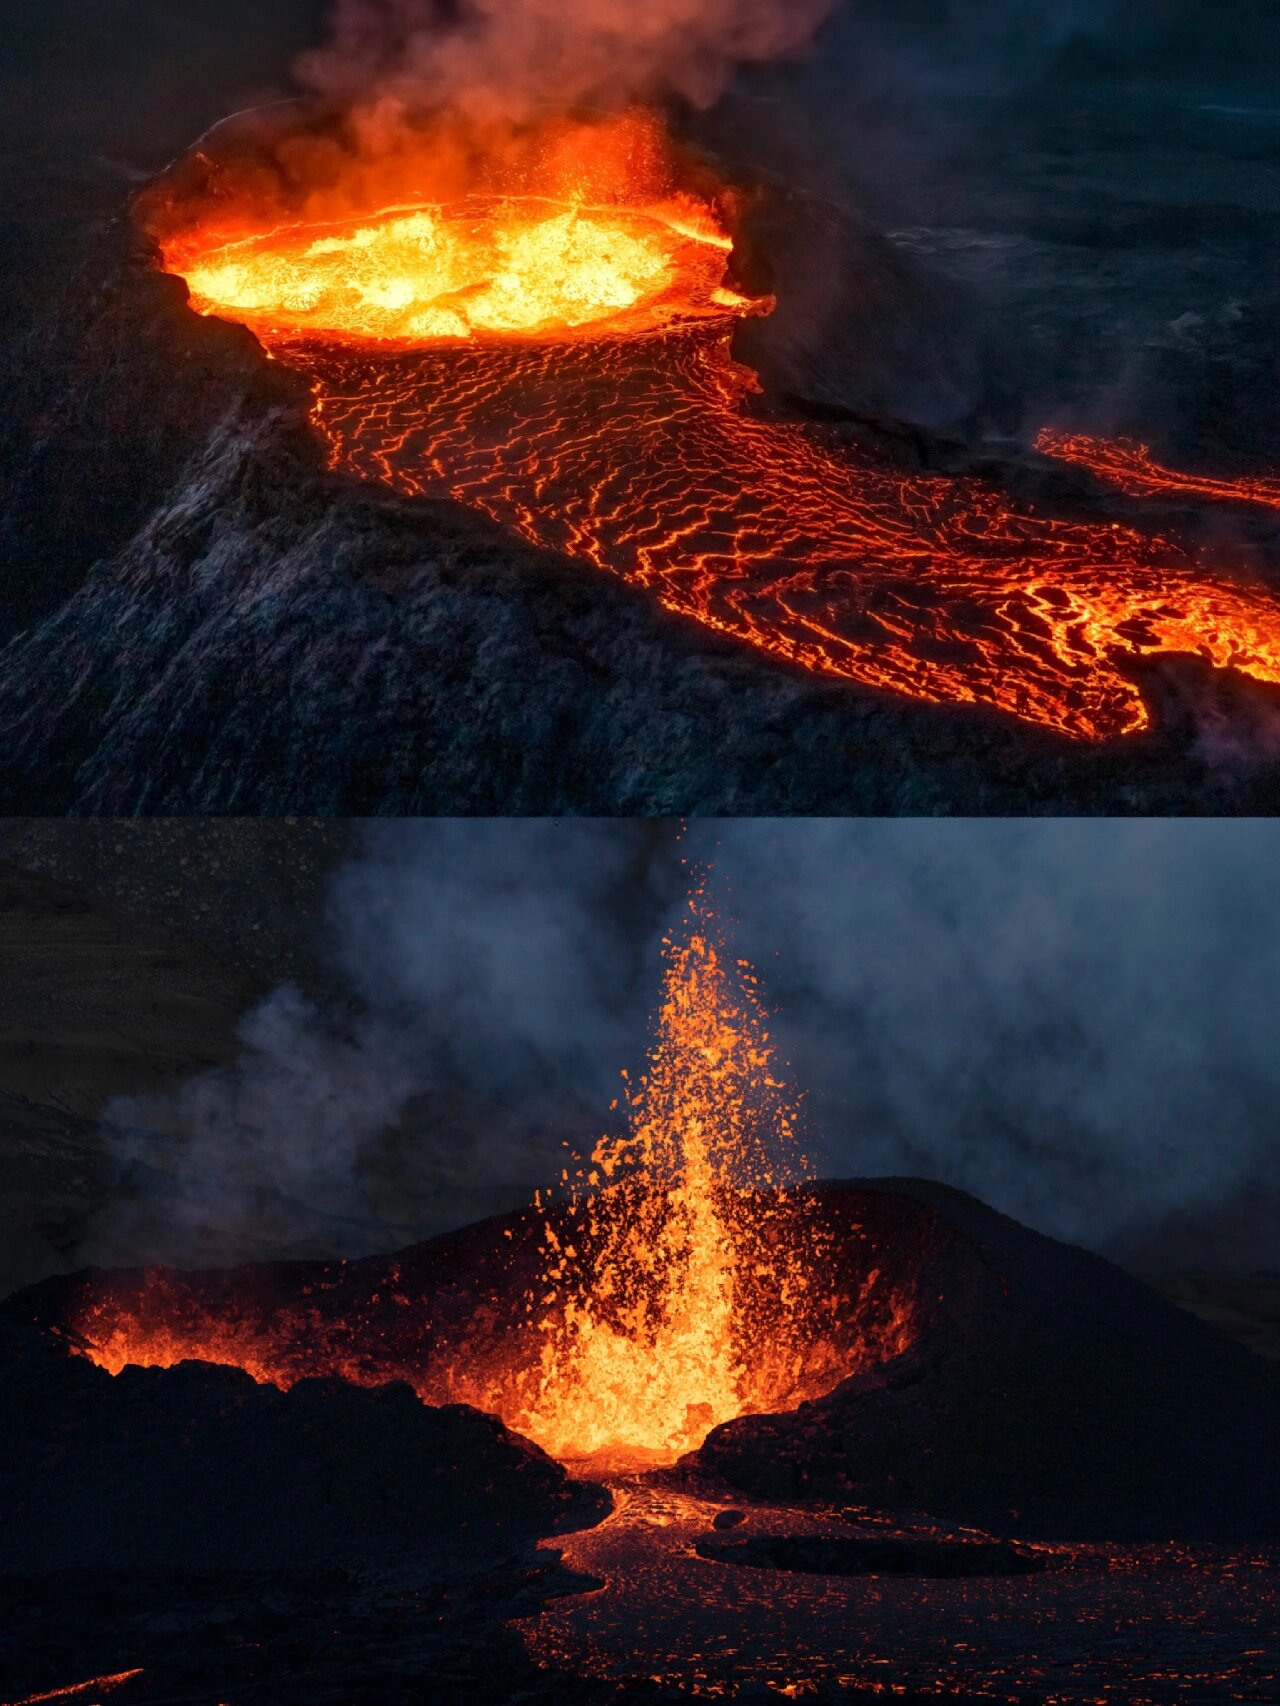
10, 1180, 1279, 1548
730, 188, 979, 431
0, 1320, 604, 1572
0, 208, 301, 635
696, 1532, 1042, 1577
694, 1180, 1280, 1543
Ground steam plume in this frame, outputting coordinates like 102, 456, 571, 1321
94, 821, 1280, 1276
297, 0, 835, 121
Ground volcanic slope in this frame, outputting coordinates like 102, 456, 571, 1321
153, 119, 1280, 748
3, 187, 1280, 811
5, 1182, 1279, 1705
10, 1178, 1279, 1543
0, 1317, 604, 1574
295, 311, 1280, 747
695, 1179, 1280, 1542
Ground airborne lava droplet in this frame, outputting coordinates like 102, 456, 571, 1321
514, 880, 845, 1465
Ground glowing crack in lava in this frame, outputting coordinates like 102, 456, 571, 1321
152, 111, 1280, 742
66, 878, 910, 1464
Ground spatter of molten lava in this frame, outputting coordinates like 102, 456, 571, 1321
517, 880, 853, 1463
63, 877, 910, 1464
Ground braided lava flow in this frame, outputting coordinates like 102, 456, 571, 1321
151, 108, 1280, 742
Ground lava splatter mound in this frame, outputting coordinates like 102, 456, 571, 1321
7, 1178, 1278, 1541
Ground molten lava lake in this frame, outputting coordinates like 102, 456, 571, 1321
153, 188, 1280, 743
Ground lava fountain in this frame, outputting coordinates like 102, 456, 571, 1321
141, 104, 1280, 742
55, 877, 911, 1465
518, 878, 839, 1463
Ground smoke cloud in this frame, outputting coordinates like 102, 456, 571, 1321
100, 821, 1280, 1273
298, 0, 835, 122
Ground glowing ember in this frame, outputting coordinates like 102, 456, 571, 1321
65, 877, 909, 1464
152, 108, 1280, 742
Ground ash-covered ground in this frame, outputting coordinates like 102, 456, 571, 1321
4, 6, 1280, 812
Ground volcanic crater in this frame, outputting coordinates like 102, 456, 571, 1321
143, 103, 1280, 747
4, 1177, 1279, 1702
5, 100, 1280, 810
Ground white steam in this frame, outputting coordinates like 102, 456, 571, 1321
298, 0, 835, 120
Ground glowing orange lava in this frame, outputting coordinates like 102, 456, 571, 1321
1037, 428, 1280, 513
152, 110, 1280, 742
159, 108, 754, 349
168, 195, 751, 346
67, 878, 910, 1464
2, 1673, 143, 1706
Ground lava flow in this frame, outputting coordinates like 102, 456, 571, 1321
1037, 429, 1280, 513
2, 1675, 144, 1706
148, 107, 1280, 742
64, 877, 910, 1465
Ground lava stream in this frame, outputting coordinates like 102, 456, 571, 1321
1037, 429, 1280, 512
2, 1674, 144, 1706
518, 1474, 1280, 1701
291, 322, 1280, 742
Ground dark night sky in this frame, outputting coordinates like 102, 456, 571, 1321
4, 2, 1278, 159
